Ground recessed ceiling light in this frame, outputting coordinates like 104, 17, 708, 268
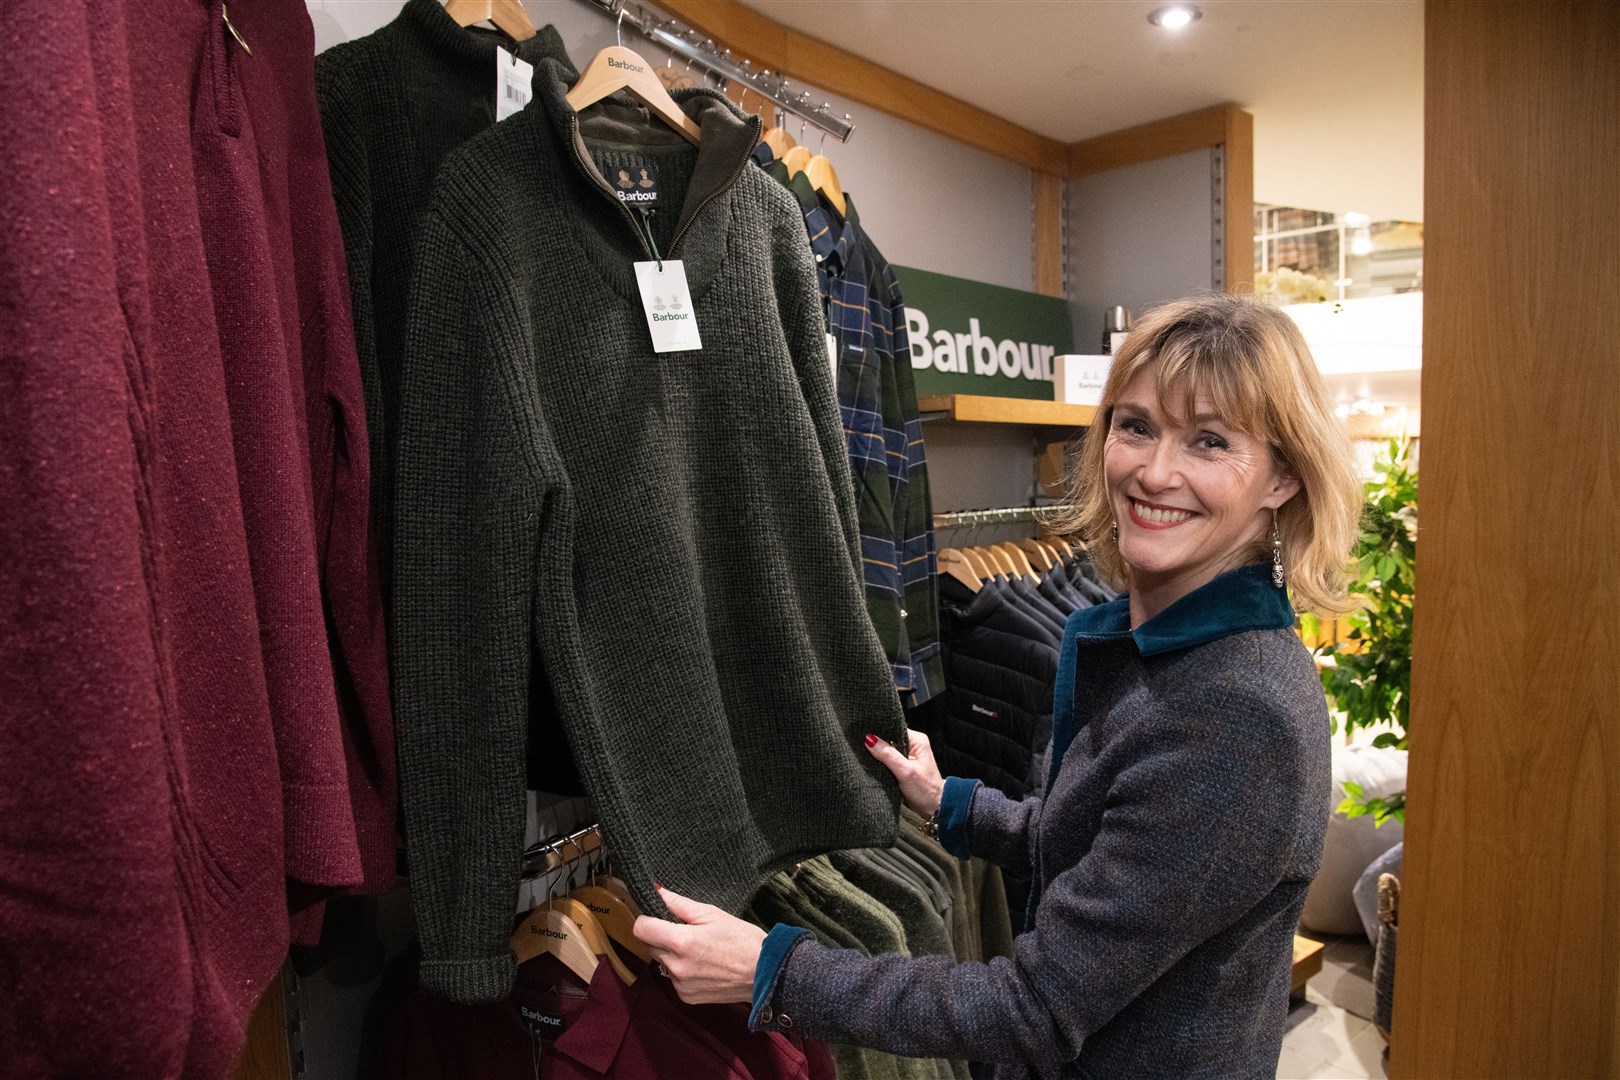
1148, 5, 1202, 30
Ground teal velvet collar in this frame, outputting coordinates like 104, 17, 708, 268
1068, 563, 1296, 656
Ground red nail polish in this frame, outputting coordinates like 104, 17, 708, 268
864, 733, 878, 747
654, 882, 664, 890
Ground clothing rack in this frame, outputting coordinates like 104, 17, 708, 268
575, 0, 857, 144
933, 505, 1073, 530
520, 822, 605, 881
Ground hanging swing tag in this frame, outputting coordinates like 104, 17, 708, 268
634, 260, 703, 353
495, 49, 534, 122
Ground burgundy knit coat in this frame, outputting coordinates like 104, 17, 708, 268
0, 1, 393, 1075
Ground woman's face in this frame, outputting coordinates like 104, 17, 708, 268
1103, 365, 1300, 603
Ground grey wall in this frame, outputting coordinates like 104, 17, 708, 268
306, 0, 1035, 291
1067, 147, 1218, 350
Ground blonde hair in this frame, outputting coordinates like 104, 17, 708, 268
1049, 293, 1362, 618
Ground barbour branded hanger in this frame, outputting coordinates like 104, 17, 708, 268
443, 0, 536, 41
959, 546, 996, 581
937, 548, 983, 593
566, 842, 651, 964
509, 905, 600, 983
567, 43, 702, 145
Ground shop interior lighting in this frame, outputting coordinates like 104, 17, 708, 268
1342, 211, 1372, 227
1148, 5, 1203, 30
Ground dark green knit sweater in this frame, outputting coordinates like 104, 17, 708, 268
314, 0, 574, 606
394, 58, 906, 1003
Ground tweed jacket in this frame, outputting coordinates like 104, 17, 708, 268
752, 564, 1332, 1079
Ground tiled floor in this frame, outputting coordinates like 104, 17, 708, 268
1278, 934, 1387, 1079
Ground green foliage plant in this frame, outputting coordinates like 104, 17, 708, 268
1300, 438, 1416, 826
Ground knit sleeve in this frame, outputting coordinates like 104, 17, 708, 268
763, 689, 1311, 1071
767, 184, 862, 575
314, 56, 391, 590
393, 207, 535, 1003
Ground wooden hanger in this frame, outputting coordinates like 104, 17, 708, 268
995, 542, 1038, 581
443, 0, 536, 40
780, 145, 813, 177
538, 896, 638, 984
937, 548, 982, 593
976, 545, 1015, 578
1016, 537, 1055, 572
761, 116, 797, 160
805, 153, 846, 217
960, 547, 995, 580
566, 45, 701, 145
569, 882, 652, 963
510, 906, 599, 983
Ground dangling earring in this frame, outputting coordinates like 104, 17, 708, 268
1111, 520, 1119, 543
1271, 510, 1285, 588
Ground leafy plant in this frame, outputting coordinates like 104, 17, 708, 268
1300, 438, 1416, 826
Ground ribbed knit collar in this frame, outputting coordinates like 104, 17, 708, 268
1066, 563, 1295, 657
399, 0, 573, 76
526, 55, 762, 298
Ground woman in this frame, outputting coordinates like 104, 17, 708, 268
635, 293, 1363, 1078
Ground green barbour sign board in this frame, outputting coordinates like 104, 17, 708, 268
894, 266, 1075, 401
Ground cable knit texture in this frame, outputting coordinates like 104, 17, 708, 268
394, 60, 905, 1003
765, 566, 1331, 1079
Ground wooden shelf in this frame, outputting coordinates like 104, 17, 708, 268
1291, 934, 1326, 996
918, 394, 1098, 427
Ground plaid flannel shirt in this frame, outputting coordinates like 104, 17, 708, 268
757, 141, 943, 706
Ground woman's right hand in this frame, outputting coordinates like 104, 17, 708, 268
865, 729, 945, 818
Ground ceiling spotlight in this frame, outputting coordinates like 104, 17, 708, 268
1148, 5, 1202, 30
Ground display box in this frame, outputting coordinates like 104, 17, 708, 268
1052, 354, 1113, 406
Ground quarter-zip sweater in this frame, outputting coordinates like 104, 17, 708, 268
394, 60, 906, 1003
752, 565, 1331, 1079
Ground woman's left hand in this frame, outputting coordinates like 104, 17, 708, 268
632, 885, 766, 1005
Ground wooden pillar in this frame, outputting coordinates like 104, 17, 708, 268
1392, 2, 1620, 1076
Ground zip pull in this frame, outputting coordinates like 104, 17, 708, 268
222, 2, 252, 55
633, 207, 663, 272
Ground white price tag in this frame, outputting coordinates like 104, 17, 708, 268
827, 331, 839, 377
496, 50, 534, 122
634, 261, 703, 353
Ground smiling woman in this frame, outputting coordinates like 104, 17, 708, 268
1057, 291, 1362, 622
636, 291, 1366, 1079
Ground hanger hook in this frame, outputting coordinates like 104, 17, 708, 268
615, 7, 625, 47
818, 126, 828, 155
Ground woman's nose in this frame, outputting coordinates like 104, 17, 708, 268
1137, 439, 1184, 492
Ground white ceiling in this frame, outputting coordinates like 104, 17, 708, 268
741, 0, 1425, 222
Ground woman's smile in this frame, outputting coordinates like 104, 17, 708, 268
1125, 496, 1197, 529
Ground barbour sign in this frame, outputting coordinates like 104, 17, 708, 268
894, 266, 1074, 401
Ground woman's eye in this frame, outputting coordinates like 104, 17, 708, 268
1198, 434, 1229, 451
1115, 418, 1149, 437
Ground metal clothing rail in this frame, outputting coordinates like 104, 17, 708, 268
932, 505, 1074, 530
576, 0, 856, 144
520, 822, 605, 881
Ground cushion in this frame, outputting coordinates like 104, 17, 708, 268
1300, 744, 1406, 937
